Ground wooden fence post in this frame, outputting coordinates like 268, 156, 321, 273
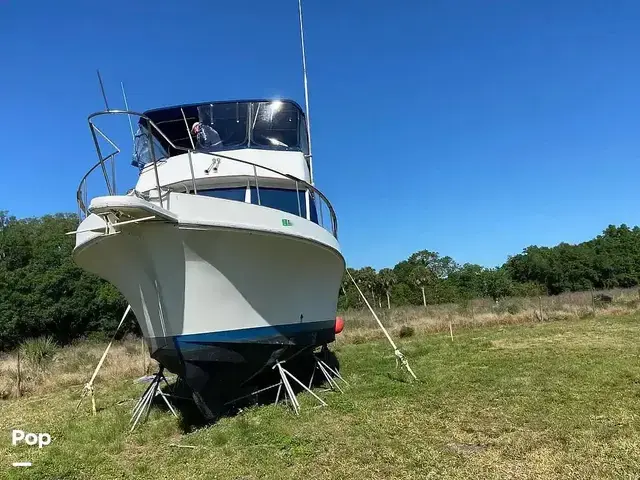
16, 350, 22, 398
538, 296, 543, 321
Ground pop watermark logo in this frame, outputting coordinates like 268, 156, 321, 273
11, 429, 51, 448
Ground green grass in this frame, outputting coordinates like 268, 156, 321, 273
3, 314, 640, 479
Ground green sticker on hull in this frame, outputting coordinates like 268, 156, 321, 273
282, 219, 293, 226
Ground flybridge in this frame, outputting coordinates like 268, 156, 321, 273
136, 99, 310, 159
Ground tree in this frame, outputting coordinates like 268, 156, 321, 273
0, 212, 127, 351
410, 265, 432, 307
356, 267, 378, 307
480, 268, 513, 303
378, 268, 396, 309
405, 250, 460, 303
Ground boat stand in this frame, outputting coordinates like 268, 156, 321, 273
130, 366, 178, 432
309, 350, 350, 393
273, 360, 327, 415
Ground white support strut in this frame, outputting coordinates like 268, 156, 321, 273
346, 269, 418, 380
75, 305, 132, 413
66, 215, 157, 235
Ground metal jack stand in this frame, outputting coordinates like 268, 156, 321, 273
130, 366, 178, 432
309, 349, 350, 393
273, 360, 327, 415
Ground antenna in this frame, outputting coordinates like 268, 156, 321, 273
121, 82, 135, 143
297, 0, 314, 185
96, 69, 115, 192
96, 69, 110, 110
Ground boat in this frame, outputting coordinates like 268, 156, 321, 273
72, 98, 345, 418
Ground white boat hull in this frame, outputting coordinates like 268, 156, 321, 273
74, 218, 344, 346
72, 193, 345, 415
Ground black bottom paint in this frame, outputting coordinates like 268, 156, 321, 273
149, 325, 337, 422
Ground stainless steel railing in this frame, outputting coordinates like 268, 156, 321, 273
78, 109, 339, 238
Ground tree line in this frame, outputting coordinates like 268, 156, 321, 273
340, 224, 640, 309
0, 212, 127, 351
2, 209, 640, 351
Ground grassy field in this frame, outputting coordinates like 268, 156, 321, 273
3, 310, 640, 478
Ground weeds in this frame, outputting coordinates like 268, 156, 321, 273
337, 286, 640, 344
20, 335, 58, 371
0, 336, 155, 401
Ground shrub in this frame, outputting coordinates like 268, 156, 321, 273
616, 298, 640, 309
577, 308, 596, 319
456, 297, 473, 317
506, 303, 521, 315
493, 301, 522, 315
85, 331, 112, 344
399, 325, 415, 338
19, 336, 58, 370
594, 294, 613, 308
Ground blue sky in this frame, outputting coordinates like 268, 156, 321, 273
2, 0, 640, 271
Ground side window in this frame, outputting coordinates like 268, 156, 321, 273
200, 187, 247, 202
250, 187, 319, 223
308, 192, 319, 224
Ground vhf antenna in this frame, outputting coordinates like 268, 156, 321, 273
297, 0, 314, 185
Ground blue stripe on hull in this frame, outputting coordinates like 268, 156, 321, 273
173, 319, 335, 346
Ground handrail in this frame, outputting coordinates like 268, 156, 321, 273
79, 109, 339, 238
76, 152, 117, 214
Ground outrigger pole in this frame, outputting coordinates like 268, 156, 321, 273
346, 269, 418, 381
96, 69, 110, 110
121, 81, 135, 144
96, 69, 116, 193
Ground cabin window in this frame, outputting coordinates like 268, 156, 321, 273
199, 187, 247, 202
196, 186, 320, 225
249, 187, 318, 223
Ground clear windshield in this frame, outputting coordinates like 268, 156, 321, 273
196, 102, 249, 151
139, 100, 308, 159
132, 126, 169, 169
251, 101, 304, 150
